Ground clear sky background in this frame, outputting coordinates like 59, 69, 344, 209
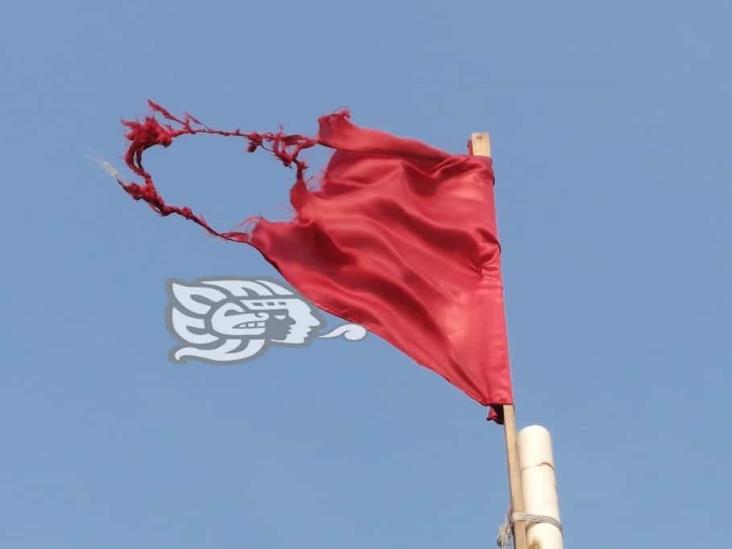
1, 1, 730, 547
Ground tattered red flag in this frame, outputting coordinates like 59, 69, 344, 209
116, 101, 513, 421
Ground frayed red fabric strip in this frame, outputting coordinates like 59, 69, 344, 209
117, 100, 318, 242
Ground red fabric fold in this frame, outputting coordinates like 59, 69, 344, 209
115, 103, 513, 420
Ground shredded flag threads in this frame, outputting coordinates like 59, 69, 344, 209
117, 100, 318, 241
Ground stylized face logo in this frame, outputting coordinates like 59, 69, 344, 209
167, 277, 365, 364
167, 278, 324, 362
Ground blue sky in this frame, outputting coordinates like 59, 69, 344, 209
2, 1, 730, 547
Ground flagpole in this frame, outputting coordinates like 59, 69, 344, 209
502, 404, 528, 549
470, 133, 528, 549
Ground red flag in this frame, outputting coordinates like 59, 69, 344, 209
117, 102, 513, 420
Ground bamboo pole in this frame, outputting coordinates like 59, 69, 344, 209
503, 404, 529, 549
469, 132, 492, 157
469, 133, 528, 549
